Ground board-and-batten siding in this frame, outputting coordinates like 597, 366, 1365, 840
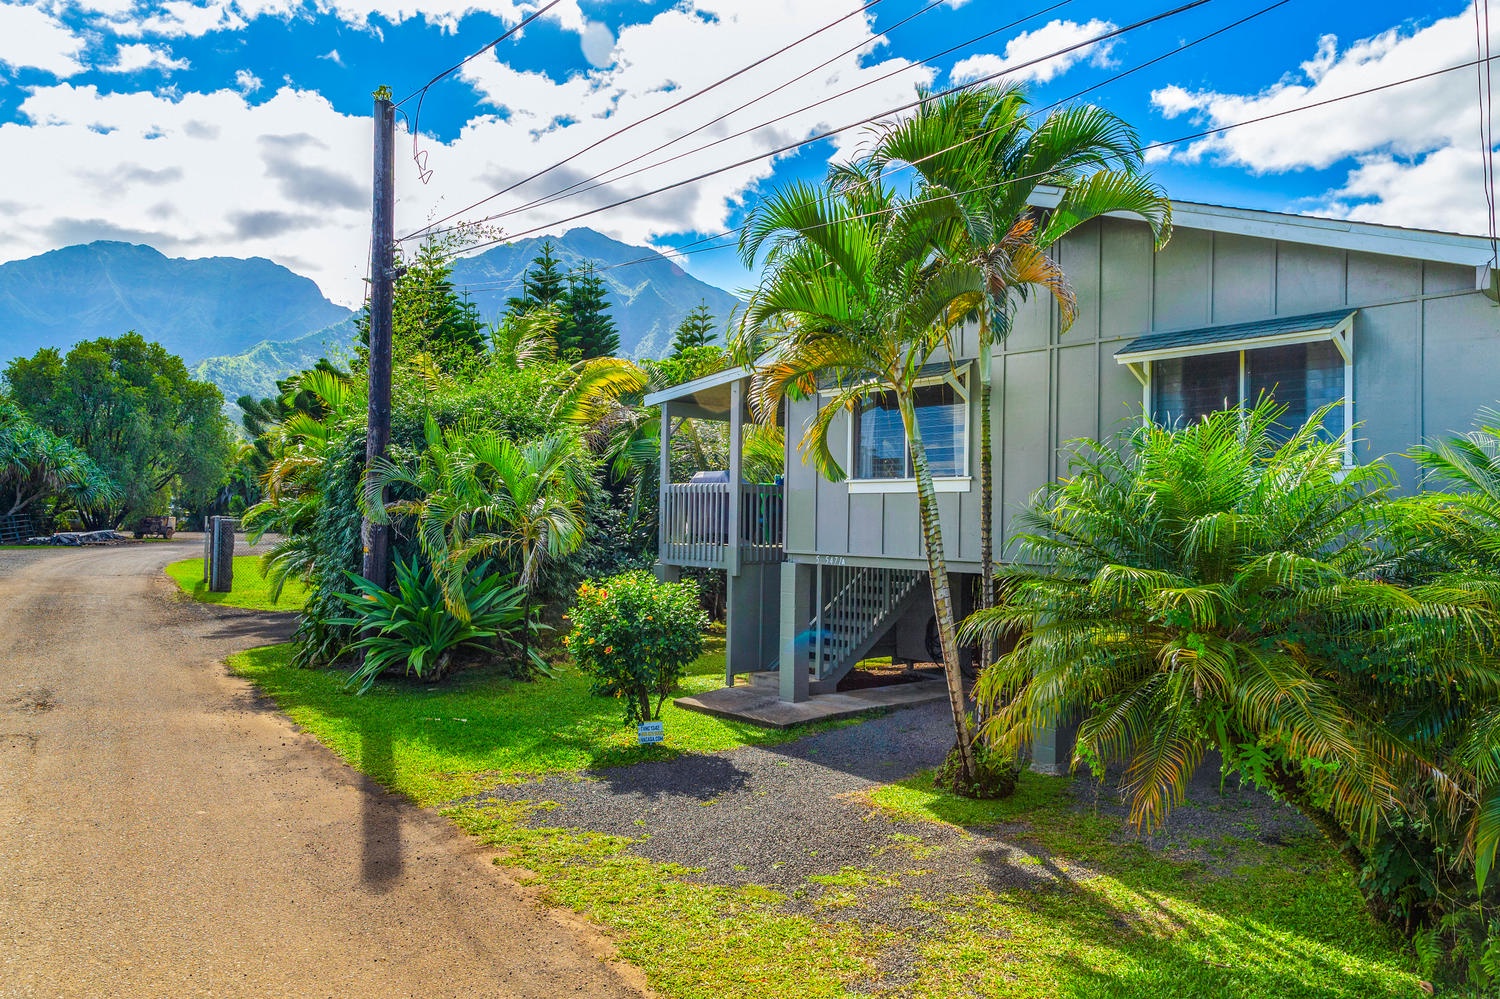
782, 216, 1500, 566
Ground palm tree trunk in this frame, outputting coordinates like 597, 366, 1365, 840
521, 591, 532, 670
901, 395, 977, 782
977, 333, 995, 697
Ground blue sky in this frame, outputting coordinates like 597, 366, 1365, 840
0, 1, 1489, 304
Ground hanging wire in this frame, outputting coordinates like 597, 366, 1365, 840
416, 0, 1208, 253
404, 0, 1065, 241
399, 0, 565, 184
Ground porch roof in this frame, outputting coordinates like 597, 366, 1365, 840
1114, 309, 1357, 364
643, 365, 752, 419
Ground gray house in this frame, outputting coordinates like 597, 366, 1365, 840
646, 198, 1500, 757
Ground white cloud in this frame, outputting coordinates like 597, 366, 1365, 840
1150, 7, 1496, 235
103, 42, 190, 73
0, 0, 934, 304
0, 3, 87, 77
2, 84, 372, 301
430, 0, 933, 253
950, 18, 1118, 86
317, 48, 343, 65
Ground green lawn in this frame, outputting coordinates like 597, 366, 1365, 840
441, 768, 1429, 999
164, 555, 309, 612
228, 639, 1431, 998
227, 639, 847, 805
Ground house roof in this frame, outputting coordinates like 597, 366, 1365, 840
1027, 184, 1497, 270
1159, 201, 1495, 269
642, 365, 751, 416
1115, 309, 1356, 363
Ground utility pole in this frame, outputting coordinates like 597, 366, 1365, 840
361, 87, 395, 590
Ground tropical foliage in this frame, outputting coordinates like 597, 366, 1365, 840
332, 558, 533, 694
4, 333, 232, 527
861, 82, 1171, 685
960, 400, 1500, 982
0, 397, 119, 524
568, 571, 708, 725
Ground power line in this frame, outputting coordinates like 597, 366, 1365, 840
578, 49, 1500, 281
582, 0, 1295, 276
446, 0, 1070, 235
446, 0, 1211, 257
403, 0, 889, 241
398, 0, 565, 184
1475, 0, 1498, 263
396, 0, 564, 108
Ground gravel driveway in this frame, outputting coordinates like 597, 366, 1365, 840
474, 700, 1313, 922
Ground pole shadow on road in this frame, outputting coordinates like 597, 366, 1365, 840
358, 719, 403, 892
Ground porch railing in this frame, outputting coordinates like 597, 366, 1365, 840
661, 481, 783, 569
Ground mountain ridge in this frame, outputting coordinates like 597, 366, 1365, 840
0, 241, 354, 366
2, 231, 743, 410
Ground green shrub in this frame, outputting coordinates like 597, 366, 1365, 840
935, 741, 1018, 800
568, 570, 707, 725
332, 557, 533, 694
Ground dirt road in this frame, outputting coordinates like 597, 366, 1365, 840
0, 540, 644, 998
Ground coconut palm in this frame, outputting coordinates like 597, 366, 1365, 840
740, 171, 986, 780
960, 400, 1500, 883
863, 84, 1172, 669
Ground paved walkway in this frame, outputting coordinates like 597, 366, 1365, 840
0, 540, 644, 999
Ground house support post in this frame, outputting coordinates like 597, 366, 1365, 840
1029, 717, 1079, 776
778, 561, 813, 703
723, 382, 744, 683
655, 401, 678, 583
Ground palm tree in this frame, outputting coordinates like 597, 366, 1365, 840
241, 367, 367, 598
740, 171, 986, 781
1410, 405, 1500, 570
863, 84, 1172, 671
959, 401, 1500, 884
0, 398, 119, 521
364, 421, 590, 667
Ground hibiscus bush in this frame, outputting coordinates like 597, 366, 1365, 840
567, 570, 707, 725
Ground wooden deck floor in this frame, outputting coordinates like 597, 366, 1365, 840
673, 673, 948, 729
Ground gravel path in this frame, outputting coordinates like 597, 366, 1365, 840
0, 539, 644, 999
476, 702, 1314, 925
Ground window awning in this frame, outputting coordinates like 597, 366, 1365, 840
1114, 309, 1357, 365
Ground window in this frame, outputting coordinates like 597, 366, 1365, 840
850, 372, 969, 481
1152, 340, 1347, 443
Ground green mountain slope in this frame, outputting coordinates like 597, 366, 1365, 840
192, 316, 358, 406
0, 241, 353, 366
450, 228, 744, 359
192, 229, 743, 407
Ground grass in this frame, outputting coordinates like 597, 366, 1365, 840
227, 638, 850, 805
229, 638, 1432, 998
444, 769, 1429, 998
164, 555, 309, 612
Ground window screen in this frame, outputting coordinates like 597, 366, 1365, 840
1246, 340, 1345, 441
1152, 352, 1238, 426
913, 381, 966, 477
852, 391, 906, 479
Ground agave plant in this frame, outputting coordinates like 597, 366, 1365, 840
332, 557, 534, 694
961, 399, 1500, 885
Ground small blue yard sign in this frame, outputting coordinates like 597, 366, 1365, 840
638, 721, 665, 745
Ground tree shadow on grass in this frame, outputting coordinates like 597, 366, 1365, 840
907, 782, 1420, 999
